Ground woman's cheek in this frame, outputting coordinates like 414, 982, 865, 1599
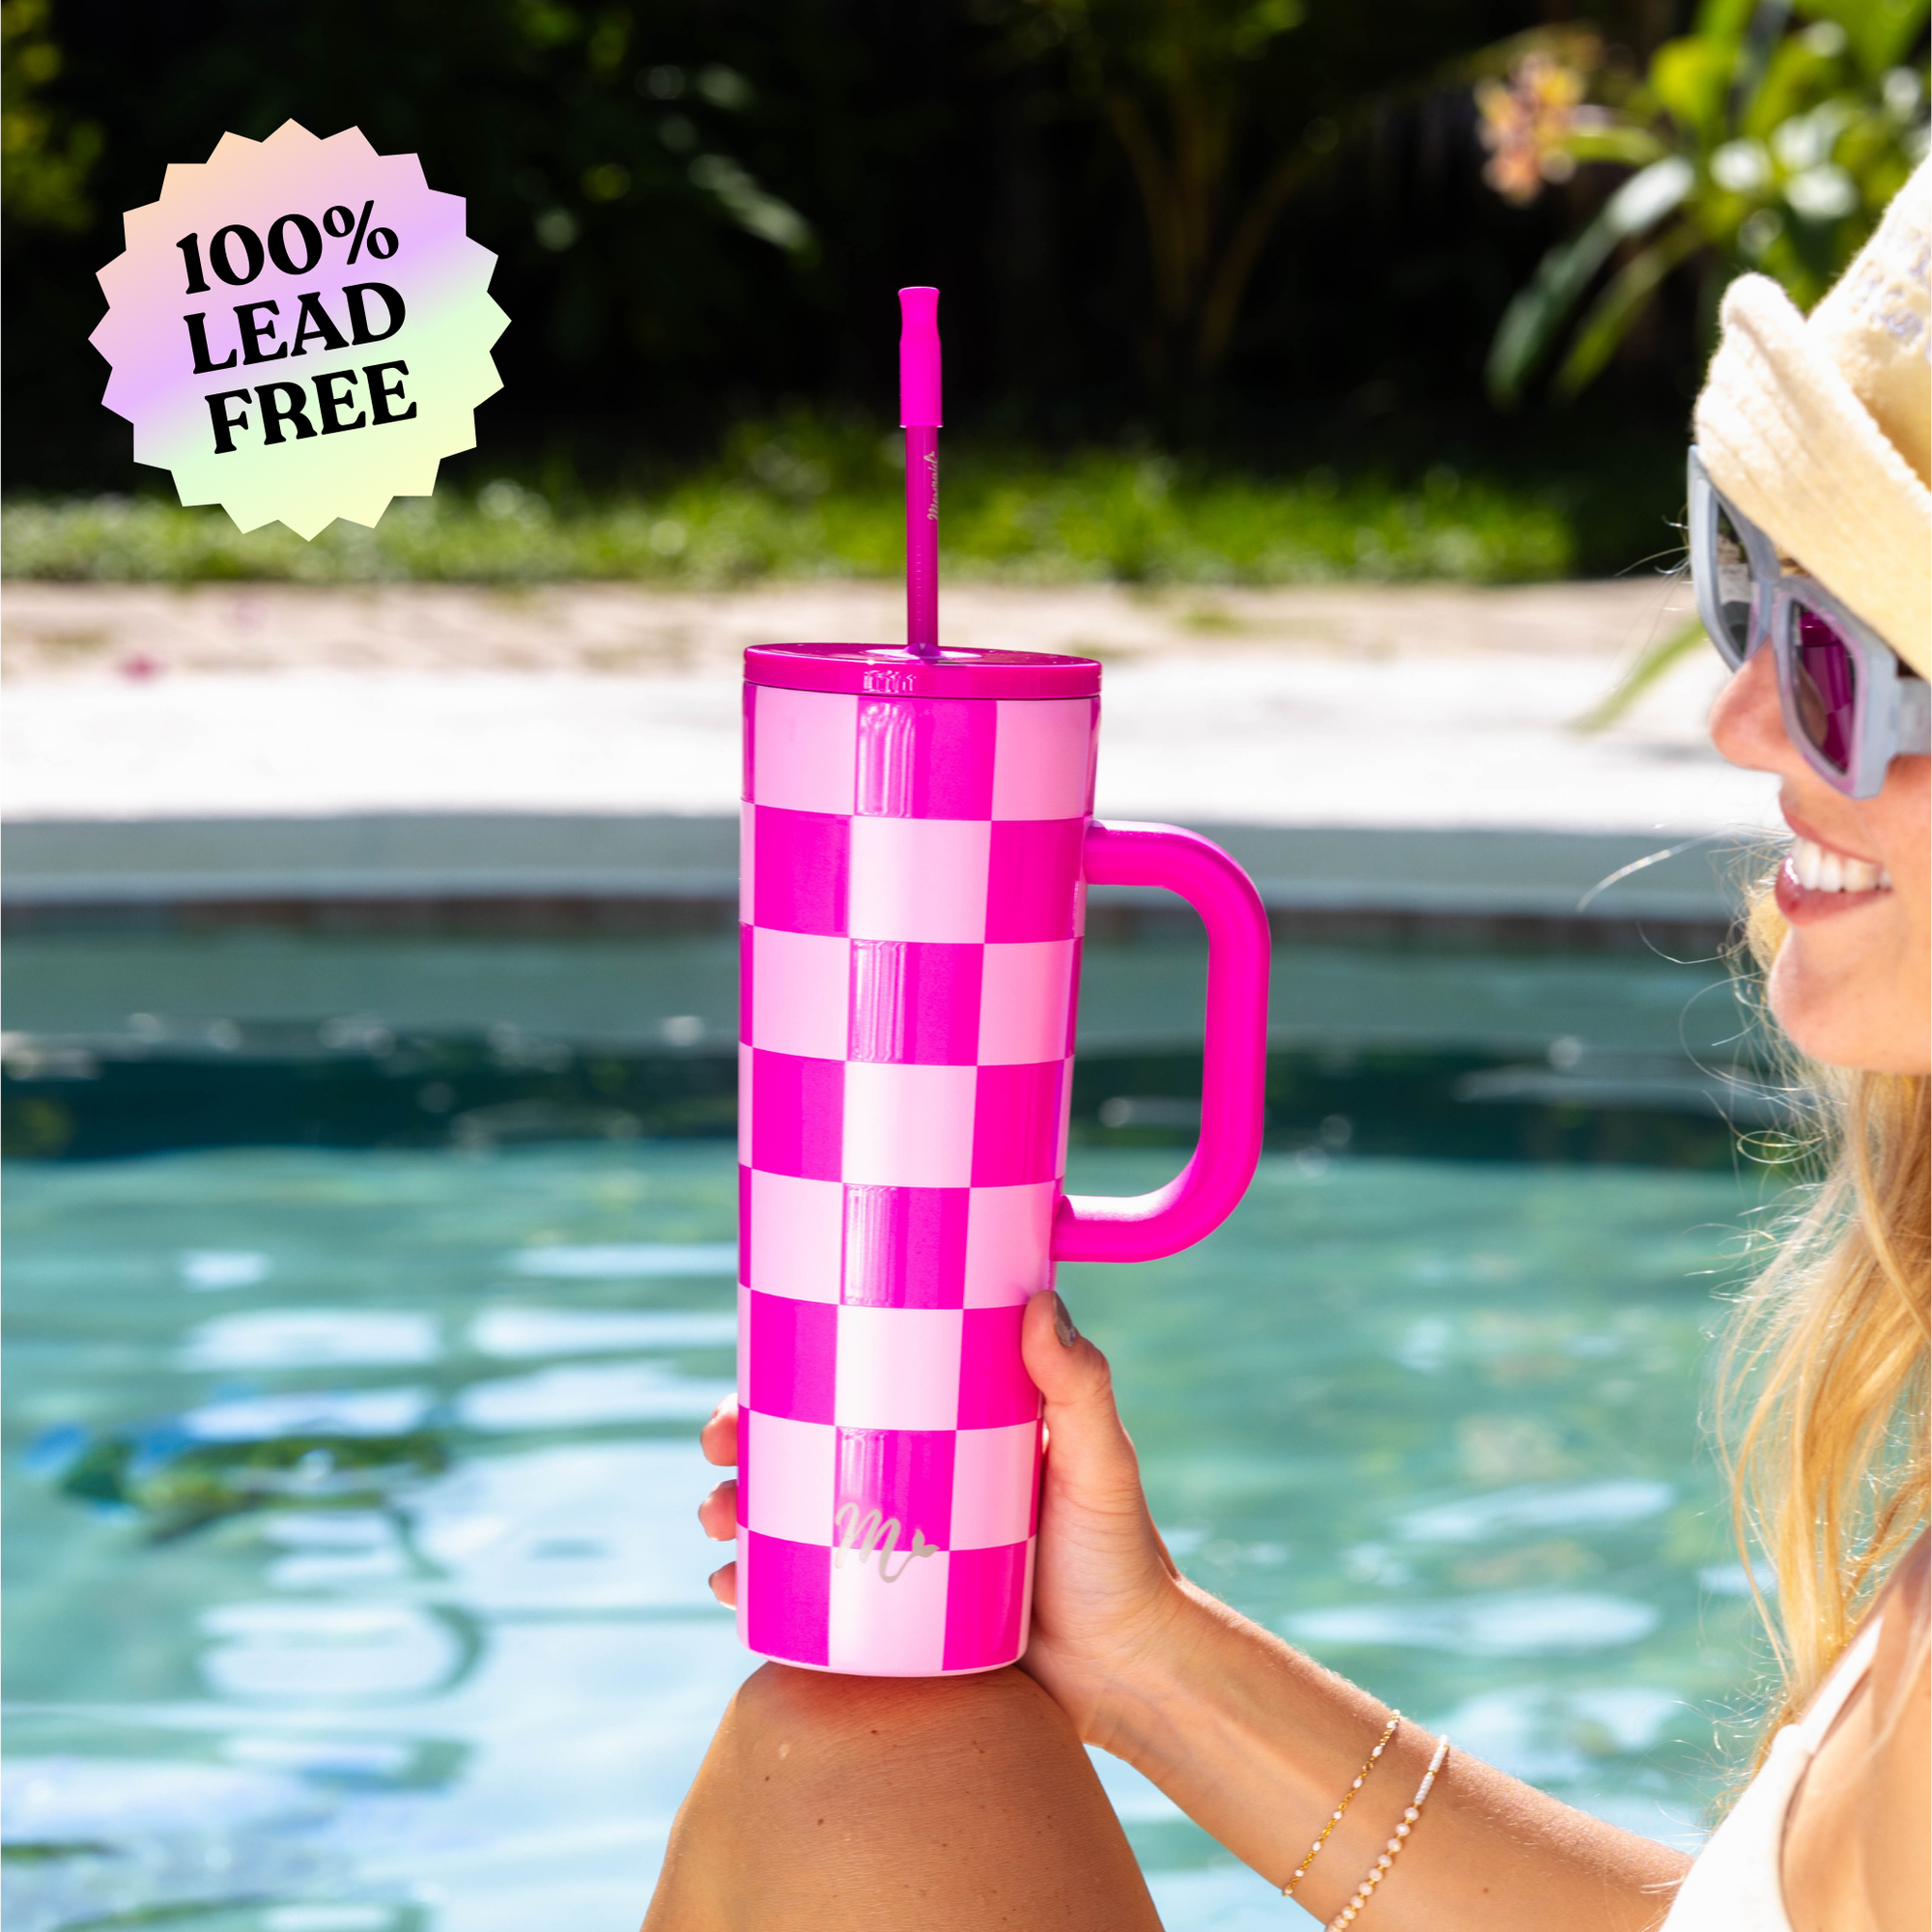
1768, 911, 1927, 1074
1765, 937, 1832, 1062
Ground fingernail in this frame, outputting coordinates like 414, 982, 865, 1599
1052, 1292, 1079, 1349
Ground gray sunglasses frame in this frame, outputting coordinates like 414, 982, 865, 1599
1688, 446, 1930, 799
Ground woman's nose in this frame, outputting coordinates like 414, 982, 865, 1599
1709, 643, 1794, 779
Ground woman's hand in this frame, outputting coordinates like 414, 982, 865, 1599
695, 1289, 1197, 1743
696, 1404, 742, 1594
1010, 1289, 1200, 1739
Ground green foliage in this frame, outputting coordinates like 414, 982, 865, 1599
1488, 157, 1696, 407
6, 0, 838, 496
0, 0, 99, 230
1482, 0, 1929, 408
1574, 615, 1708, 730
1803, 0, 1931, 76
993, 0, 1323, 384
8, 0, 1806, 520
2, 433, 1579, 585
995, 0, 1503, 391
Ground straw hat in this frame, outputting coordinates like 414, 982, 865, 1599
1693, 158, 1931, 676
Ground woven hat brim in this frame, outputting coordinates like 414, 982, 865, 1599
1693, 272, 1931, 678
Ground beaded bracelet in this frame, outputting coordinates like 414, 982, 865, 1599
1281, 1713, 1401, 1900
1327, 1734, 1450, 1928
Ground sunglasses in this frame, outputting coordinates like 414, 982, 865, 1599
1688, 447, 1929, 798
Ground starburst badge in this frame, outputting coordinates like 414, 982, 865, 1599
91, 120, 508, 539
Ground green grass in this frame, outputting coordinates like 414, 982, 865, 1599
3, 424, 1581, 587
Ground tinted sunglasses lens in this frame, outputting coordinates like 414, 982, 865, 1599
1709, 502, 1754, 663
1793, 604, 1858, 775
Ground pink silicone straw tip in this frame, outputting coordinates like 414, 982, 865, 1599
899, 287, 942, 428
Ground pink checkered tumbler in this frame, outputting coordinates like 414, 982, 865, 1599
733, 282, 1266, 1674
736, 641, 1271, 1675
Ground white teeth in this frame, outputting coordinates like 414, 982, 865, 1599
1789, 837, 1891, 893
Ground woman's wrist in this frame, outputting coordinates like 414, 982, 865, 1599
1078, 1578, 1409, 1892
1091, 1583, 1292, 1764
1080, 1577, 1343, 1800
1077, 1575, 1232, 1761
1020, 1560, 1197, 1746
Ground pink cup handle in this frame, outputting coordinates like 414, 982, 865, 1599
1052, 820, 1270, 1264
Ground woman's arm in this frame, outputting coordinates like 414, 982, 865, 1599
1013, 1293, 1692, 1931
1090, 1577, 1688, 1929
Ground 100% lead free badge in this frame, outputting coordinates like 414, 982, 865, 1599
92, 120, 508, 539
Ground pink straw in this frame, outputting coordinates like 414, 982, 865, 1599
899, 287, 941, 656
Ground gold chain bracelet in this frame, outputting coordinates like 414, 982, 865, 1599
1280, 1713, 1401, 1900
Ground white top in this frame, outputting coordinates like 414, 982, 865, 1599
1659, 1619, 1882, 1930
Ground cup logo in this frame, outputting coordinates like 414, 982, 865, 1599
832, 1503, 939, 1583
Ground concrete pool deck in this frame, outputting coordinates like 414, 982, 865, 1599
1, 579, 1781, 929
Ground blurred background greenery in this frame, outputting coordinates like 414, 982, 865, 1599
3, 0, 1924, 583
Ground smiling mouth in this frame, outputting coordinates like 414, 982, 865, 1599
1788, 835, 1892, 895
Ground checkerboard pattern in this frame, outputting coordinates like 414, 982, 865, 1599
737, 679, 1099, 1674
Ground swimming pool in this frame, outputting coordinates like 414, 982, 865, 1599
4, 934, 1785, 1930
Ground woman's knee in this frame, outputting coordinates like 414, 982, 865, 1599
649, 1663, 1160, 1930
726, 1660, 1084, 1792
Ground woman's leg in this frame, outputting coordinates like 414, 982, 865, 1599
643, 1662, 1164, 1931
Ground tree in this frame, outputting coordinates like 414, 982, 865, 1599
994, 0, 1339, 387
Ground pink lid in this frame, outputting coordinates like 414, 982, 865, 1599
746, 642, 1101, 699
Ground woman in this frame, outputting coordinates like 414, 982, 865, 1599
645, 165, 1929, 1932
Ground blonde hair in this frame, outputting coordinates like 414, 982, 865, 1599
1720, 883, 1930, 1759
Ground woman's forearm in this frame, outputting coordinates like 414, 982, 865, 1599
1091, 1579, 1690, 1932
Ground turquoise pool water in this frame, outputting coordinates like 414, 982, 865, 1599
5, 1135, 1776, 1932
